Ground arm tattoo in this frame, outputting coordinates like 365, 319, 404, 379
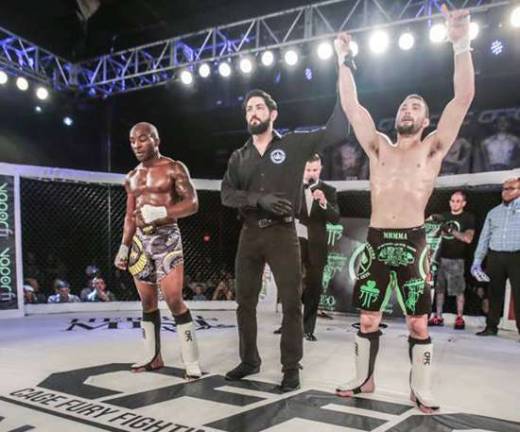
173, 162, 195, 200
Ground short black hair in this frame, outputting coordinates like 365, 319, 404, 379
451, 190, 467, 201
405, 94, 430, 119
307, 153, 321, 163
243, 89, 278, 112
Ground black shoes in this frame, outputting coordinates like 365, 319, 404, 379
225, 363, 260, 381
305, 333, 317, 342
476, 327, 498, 336
280, 369, 300, 392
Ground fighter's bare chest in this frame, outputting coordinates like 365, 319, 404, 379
128, 168, 173, 195
375, 148, 433, 176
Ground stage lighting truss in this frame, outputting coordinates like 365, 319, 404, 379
0, 0, 513, 97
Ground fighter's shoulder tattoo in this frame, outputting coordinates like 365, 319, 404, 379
171, 160, 194, 198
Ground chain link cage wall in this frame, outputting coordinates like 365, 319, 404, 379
20, 176, 504, 305
21, 178, 241, 300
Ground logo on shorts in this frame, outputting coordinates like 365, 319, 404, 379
349, 243, 376, 280
270, 149, 286, 164
359, 280, 380, 308
377, 243, 416, 267
403, 278, 425, 314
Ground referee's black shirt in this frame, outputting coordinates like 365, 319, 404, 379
221, 101, 348, 220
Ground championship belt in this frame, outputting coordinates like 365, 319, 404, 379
128, 236, 151, 277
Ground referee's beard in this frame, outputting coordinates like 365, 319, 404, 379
248, 118, 270, 135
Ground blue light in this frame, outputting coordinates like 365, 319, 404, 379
305, 67, 313, 81
490, 40, 503, 56
63, 116, 73, 126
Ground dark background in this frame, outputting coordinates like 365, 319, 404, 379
1, 1, 520, 177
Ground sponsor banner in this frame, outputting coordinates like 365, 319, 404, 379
0, 174, 19, 312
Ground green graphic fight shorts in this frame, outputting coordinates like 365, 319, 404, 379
353, 226, 431, 316
128, 223, 184, 284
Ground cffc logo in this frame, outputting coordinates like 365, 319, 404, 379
423, 352, 431, 366
3, 363, 519, 432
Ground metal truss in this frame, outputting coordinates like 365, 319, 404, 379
0, 26, 73, 91
0, 0, 512, 97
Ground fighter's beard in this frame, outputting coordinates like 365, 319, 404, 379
396, 122, 420, 136
248, 119, 270, 135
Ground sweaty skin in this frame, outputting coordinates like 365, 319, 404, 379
333, 6, 475, 413
369, 135, 440, 228
121, 122, 198, 246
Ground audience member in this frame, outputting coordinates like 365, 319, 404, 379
23, 278, 46, 304
47, 279, 80, 303
86, 277, 116, 302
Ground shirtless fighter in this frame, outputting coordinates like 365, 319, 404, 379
114, 122, 202, 379
334, 5, 474, 412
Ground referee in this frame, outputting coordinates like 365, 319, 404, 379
221, 33, 353, 392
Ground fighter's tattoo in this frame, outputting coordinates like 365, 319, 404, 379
173, 162, 195, 200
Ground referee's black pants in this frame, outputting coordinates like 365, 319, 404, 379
486, 250, 520, 332
235, 222, 303, 372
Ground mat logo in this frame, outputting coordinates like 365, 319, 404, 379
3, 363, 519, 432
423, 351, 431, 366
65, 315, 235, 332
0, 416, 35, 431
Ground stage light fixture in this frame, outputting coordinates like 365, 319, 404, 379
511, 6, 520, 28
16, 77, 29, 91
430, 23, 447, 43
36, 86, 49, 100
239, 57, 254, 74
0, 71, 8, 85
284, 49, 299, 66
317, 41, 333, 60
349, 41, 359, 57
218, 62, 232, 77
369, 30, 389, 54
35, 106, 42, 113
490, 40, 503, 55
63, 116, 73, 126
198, 63, 210, 78
180, 70, 193, 85
261, 50, 274, 66
470, 22, 480, 40
398, 32, 415, 50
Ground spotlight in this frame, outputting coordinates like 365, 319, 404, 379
218, 62, 232, 77
398, 32, 415, 50
239, 57, 254, 74
261, 50, 274, 66
317, 41, 333, 60
284, 49, 298, 66
469, 22, 479, 40
198, 63, 211, 78
490, 40, 504, 55
63, 116, 73, 126
369, 30, 389, 54
35, 106, 42, 113
305, 67, 313, 80
180, 70, 193, 85
36, 86, 49, 100
349, 41, 359, 57
511, 6, 520, 28
430, 23, 447, 43
0, 71, 8, 85
16, 77, 29, 91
